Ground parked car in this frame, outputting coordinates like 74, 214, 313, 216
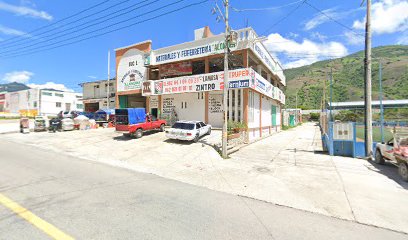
166, 121, 211, 142
61, 118, 75, 131
115, 108, 167, 138
34, 116, 48, 131
58, 110, 81, 119
375, 129, 408, 181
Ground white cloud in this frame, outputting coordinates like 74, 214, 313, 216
353, 0, 408, 34
265, 33, 348, 69
27, 82, 74, 92
397, 31, 408, 44
284, 58, 319, 69
0, 24, 27, 36
88, 75, 97, 79
0, 1, 52, 20
344, 31, 365, 45
304, 8, 337, 30
2, 70, 33, 83
310, 32, 327, 42
304, 8, 361, 31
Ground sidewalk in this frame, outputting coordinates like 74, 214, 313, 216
1, 123, 408, 233
0, 119, 34, 134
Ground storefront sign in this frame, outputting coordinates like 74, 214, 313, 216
152, 40, 237, 65
160, 61, 192, 77
209, 95, 222, 113
229, 80, 249, 89
117, 48, 146, 92
162, 97, 175, 114
252, 71, 273, 99
142, 81, 152, 96
143, 68, 251, 96
150, 95, 159, 108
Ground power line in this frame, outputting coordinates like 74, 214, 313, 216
0, 0, 161, 53
0, 0, 185, 57
1, 0, 209, 59
261, 0, 306, 36
232, 0, 303, 12
304, 0, 364, 36
0, 0, 111, 45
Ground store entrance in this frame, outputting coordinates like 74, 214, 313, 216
151, 108, 158, 118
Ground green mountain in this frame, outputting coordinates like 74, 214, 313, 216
284, 45, 408, 109
0, 82, 30, 92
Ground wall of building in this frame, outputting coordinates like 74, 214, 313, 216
208, 91, 223, 128
39, 90, 83, 115
161, 92, 205, 123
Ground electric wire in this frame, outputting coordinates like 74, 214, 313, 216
0, 0, 112, 46
0, 0, 161, 53
1, 0, 209, 59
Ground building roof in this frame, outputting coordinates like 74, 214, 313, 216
79, 78, 116, 86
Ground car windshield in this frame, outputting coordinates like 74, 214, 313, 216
172, 122, 195, 130
64, 111, 69, 114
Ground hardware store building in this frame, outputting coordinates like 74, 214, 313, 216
115, 26, 286, 141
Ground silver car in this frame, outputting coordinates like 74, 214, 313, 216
166, 121, 211, 142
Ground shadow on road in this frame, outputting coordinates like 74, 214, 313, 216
367, 160, 408, 190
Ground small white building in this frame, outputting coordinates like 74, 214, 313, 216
79, 79, 116, 112
4, 88, 83, 116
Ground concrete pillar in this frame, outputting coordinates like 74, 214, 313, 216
257, 65, 262, 74
228, 90, 233, 120
234, 89, 238, 121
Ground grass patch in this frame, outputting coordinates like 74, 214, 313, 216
356, 125, 394, 142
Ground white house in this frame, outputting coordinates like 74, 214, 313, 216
4, 88, 83, 116
79, 79, 116, 112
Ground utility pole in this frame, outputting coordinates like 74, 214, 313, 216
364, 0, 373, 158
329, 67, 333, 122
107, 50, 110, 110
222, 0, 229, 158
379, 60, 384, 143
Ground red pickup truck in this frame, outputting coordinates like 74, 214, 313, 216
116, 108, 167, 138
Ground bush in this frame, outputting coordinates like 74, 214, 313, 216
227, 120, 247, 134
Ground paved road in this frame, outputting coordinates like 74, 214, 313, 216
0, 141, 406, 240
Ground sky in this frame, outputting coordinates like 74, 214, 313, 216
0, 0, 407, 93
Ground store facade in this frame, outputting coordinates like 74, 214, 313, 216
115, 27, 286, 142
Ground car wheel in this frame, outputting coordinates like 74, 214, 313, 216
375, 149, 385, 164
399, 163, 408, 182
136, 129, 143, 139
193, 134, 199, 143
207, 128, 211, 135
160, 124, 165, 132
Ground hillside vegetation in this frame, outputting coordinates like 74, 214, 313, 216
284, 45, 408, 109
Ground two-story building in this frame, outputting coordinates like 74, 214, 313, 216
79, 79, 116, 112
115, 26, 286, 142
4, 88, 83, 116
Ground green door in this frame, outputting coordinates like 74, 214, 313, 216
289, 115, 295, 127
119, 95, 128, 108
271, 106, 277, 126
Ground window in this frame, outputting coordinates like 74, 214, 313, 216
42, 91, 52, 96
172, 122, 194, 130
76, 104, 83, 109
192, 60, 205, 74
33, 101, 37, 108
55, 93, 64, 97
76, 95, 82, 99
196, 123, 201, 129
56, 102, 62, 108
199, 122, 206, 127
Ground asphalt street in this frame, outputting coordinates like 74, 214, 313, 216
0, 140, 407, 240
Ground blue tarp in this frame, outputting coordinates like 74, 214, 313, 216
128, 108, 146, 124
115, 108, 145, 125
